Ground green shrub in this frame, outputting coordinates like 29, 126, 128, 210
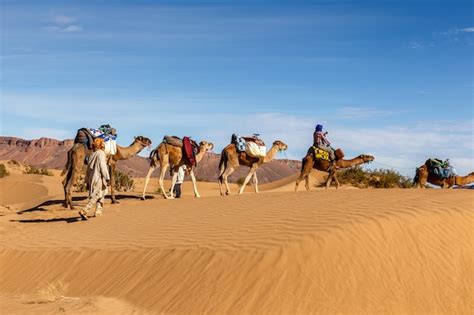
24, 165, 53, 176
0, 164, 9, 178
73, 174, 88, 192
113, 170, 135, 192
336, 166, 413, 188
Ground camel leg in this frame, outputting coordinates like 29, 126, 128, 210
239, 164, 258, 195
109, 163, 119, 204
295, 174, 303, 191
189, 168, 201, 198
63, 170, 73, 209
141, 165, 156, 200
305, 175, 310, 191
325, 171, 334, 189
253, 173, 259, 194
159, 164, 170, 199
334, 173, 340, 190
220, 166, 235, 196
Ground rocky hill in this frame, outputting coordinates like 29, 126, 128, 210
0, 137, 301, 183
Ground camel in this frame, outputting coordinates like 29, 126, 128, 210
218, 140, 288, 195
414, 162, 474, 188
141, 140, 214, 200
62, 136, 152, 209
295, 151, 374, 191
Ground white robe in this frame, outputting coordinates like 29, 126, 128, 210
85, 150, 110, 200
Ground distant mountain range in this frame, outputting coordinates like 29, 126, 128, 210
0, 137, 301, 183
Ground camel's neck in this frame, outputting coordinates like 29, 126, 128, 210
195, 150, 208, 163
115, 142, 144, 160
263, 145, 280, 163
455, 173, 474, 186
336, 157, 365, 168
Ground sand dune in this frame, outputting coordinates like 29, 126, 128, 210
1, 170, 472, 314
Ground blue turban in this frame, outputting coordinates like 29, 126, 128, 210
315, 124, 323, 132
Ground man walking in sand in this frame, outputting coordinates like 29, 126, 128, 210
79, 138, 110, 220
172, 165, 186, 198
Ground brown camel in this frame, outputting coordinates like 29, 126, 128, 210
141, 140, 214, 199
62, 136, 152, 209
295, 151, 375, 190
218, 140, 288, 195
414, 162, 474, 188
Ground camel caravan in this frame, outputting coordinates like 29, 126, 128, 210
62, 123, 473, 210
413, 158, 474, 189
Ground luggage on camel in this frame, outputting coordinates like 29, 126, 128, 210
231, 134, 246, 152
243, 134, 266, 158
163, 135, 183, 147
74, 125, 117, 155
335, 148, 345, 160
163, 136, 199, 166
183, 137, 198, 166
428, 158, 455, 179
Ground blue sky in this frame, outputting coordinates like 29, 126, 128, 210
1, 0, 473, 175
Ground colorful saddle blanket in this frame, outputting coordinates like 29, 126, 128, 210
74, 127, 117, 155
312, 146, 330, 161
231, 134, 247, 152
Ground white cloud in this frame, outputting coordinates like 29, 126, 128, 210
63, 25, 83, 33
458, 27, 474, 33
54, 15, 76, 25
337, 107, 394, 119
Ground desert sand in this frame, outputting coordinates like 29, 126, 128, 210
0, 167, 473, 314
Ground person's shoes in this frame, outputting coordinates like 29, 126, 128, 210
78, 209, 89, 220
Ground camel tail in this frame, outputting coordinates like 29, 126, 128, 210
61, 148, 73, 176
149, 149, 160, 168
301, 157, 307, 173
413, 167, 420, 185
218, 150, 227, 180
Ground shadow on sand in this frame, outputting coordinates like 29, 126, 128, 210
11, 216, 83, 224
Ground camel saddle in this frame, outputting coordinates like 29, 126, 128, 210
163, 135, 183, 147
311, 146, 330, 161
182, 137, 198, 166
242, 135, 265, 147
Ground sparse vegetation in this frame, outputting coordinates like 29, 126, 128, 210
0, 164, 9, 178
24, 165, 53, 176
73, 174, 88, 192
237, 177, 251, 186
331, 166, 414, 188
9, 159, 20, 165
113, 170, 135, 192
36, 281, 69, 303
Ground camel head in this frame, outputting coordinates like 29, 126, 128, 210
134, 136, 152, 148
198, 141, 214, 153
358, 154, 375, 163
273, 140, 288, 151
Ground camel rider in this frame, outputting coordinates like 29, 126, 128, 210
313, 124, 336, 161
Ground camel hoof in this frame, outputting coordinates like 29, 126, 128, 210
141, 196, 146, 201
195, 195, 201, 198
112, 200, 120, 204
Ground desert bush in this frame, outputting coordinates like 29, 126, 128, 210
336, 166, 413, 188
36, 281, 69, 303
113, 170, 135, 192
24, 165, 53, 176
9, 160, 19, 165
0, 164, 9, 178
73, 174, 87, 192
236, 177, 251, 186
